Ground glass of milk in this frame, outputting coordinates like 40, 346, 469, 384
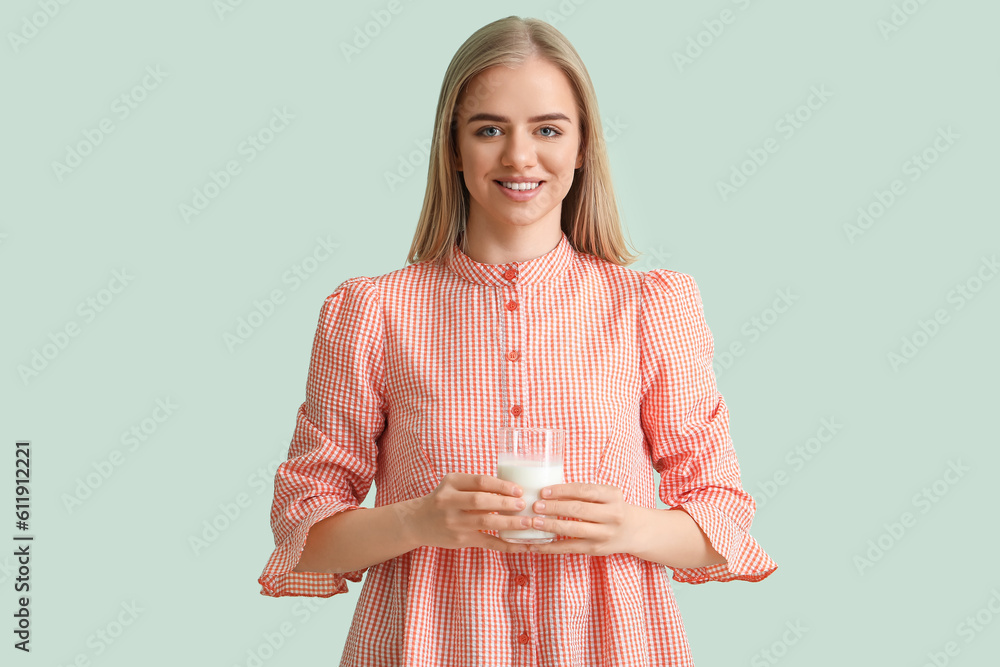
496, 427, 565, 544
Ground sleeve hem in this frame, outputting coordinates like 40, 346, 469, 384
669, 501, 777, 584
258, 504, 370, 598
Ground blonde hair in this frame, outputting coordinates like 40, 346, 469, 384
405, 15, 638, 267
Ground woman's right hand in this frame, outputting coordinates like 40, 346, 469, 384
403, 473, 532, 552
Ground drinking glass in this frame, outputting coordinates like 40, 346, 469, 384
496, 427, 565, 544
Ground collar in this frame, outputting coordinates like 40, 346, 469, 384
443, 232, 575, 288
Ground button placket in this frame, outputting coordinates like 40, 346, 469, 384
501, 274, 532, 661
506, 553, 537, 662
503, 277, 524, 422
502, 267, 522, 366
509, 567, 531, 647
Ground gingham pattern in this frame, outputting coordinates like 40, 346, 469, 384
258, 232, 777, 666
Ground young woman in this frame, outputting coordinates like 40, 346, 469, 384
258, 15, 776, 666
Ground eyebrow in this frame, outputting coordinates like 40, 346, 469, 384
466, 112, 572, 124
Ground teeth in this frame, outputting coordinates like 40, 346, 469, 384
500, 181, 540, 191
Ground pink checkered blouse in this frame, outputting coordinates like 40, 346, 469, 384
258, 232, 776, 666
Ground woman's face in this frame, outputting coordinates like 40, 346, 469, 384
454, 56, 584, 240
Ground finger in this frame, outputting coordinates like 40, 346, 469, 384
539, 483, 615, 502
469, 507, 531, 525
467, 512, 531, 540
464, 491, 527, 514
532, 498, 608, 523
451, 473, 523, 497
529, 515, 594, 539
466, 509, 533, 535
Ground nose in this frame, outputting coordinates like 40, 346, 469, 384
501, 127, 537, 170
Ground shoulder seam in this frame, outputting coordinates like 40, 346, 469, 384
329, 277, 388, 412
361, 277, 389, 412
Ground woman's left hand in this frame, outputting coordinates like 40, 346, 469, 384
525, 483, 639, 556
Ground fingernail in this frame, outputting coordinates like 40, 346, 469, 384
541, 488, 552, 498
532, 517, 544, 529
521, 517, 531, 527
534, 501, 545, 513
515, 500, 525, 510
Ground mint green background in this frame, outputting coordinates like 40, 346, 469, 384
2, 1, 998, 665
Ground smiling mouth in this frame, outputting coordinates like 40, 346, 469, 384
496, 180, 543, 191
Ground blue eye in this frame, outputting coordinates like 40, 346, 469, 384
475, 126, 563, 138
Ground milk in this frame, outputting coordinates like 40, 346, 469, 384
496, 455, 564, 543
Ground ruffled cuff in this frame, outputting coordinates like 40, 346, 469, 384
669, 500, 777, 584
258, 504, 368, 597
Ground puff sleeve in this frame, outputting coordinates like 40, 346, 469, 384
639, 269, 776, 584
258, 277, 387, 597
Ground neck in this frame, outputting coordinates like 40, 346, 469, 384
461, 221, 562, 265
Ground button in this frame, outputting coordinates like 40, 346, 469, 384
514, 574, 528, 586
510, 405, 522, 417
517, 632, 530, 644
506, 350, 520, 361
503, 268, 517, 281
505, 300, 518, 311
